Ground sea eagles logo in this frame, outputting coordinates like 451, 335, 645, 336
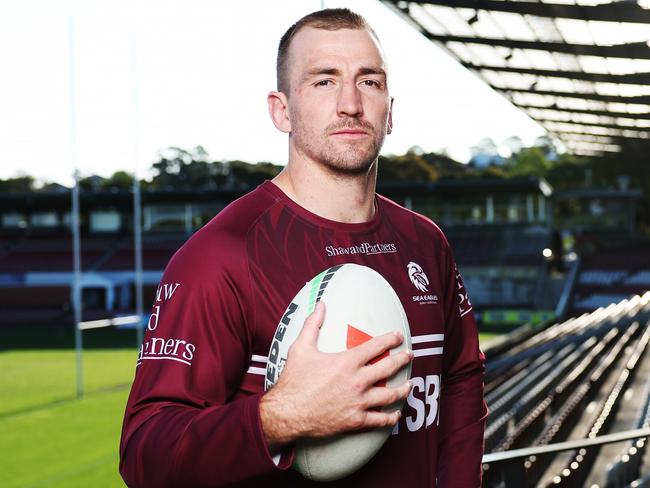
407, 262, 429, 293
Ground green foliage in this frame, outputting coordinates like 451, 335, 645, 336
545, 157, 589, 192
377, 150, 476, 182
102, 171, 134, 190
0, 175, 35, 193
226, 160, 282, 188
482, 165, 507, 178
148, 146, 282, 189
378, 151, 439, 181
504, 146, 551, 177
151, 146, 216, 189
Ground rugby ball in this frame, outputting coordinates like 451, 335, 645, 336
264, 263, 412, 481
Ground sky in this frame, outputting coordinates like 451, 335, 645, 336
0, 0, 545, 186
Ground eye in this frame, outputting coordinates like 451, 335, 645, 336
361, 79, 382, 88
315, 79, 333, 87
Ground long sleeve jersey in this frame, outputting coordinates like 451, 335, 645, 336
119, 181, 487, 487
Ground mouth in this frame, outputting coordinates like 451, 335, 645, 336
331, 129, 369, 139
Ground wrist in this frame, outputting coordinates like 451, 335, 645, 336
259, 389, 301, 454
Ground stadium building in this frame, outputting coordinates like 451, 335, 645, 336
3, 1, 650, 486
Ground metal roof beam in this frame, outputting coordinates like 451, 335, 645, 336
427, 33, 650, 59
569, 148, 605, 157
564, 141, 621, 153
396, 0, 650, 24
543, 123, 650, 139
462, 62, 650, 85
558, 133, 615, 143
534, 116, 650, 133
517, 104, 650, 120
551, 129, 650, 143
493, 87, 650, 106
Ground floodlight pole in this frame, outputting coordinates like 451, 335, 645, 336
131, 34, 145, 348
69, 15, 84, 399
133, 180, 144, 347
72, 174, 83, 399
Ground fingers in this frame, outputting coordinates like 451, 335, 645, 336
361, 409, 402, 429
364, 349, 413, 385
353, 330, 404, 365
297, 300, 326, 346
364, 380, 412, 409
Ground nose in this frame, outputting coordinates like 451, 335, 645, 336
336, 81, 363, 118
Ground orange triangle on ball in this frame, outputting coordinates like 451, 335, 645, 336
346, 325, 388, 387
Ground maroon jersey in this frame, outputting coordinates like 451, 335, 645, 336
120, 181, 487, 487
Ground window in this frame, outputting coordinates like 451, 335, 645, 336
31, 212, 59, 228
2, 213, 27, 229
144, 205, 185, 231
90, 211, 121, 232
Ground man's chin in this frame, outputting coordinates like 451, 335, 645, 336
318, 154, 377, 176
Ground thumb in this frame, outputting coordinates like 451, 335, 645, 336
298, 300, 326, 346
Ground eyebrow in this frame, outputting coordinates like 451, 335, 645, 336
303, 66, 387, 80
305, 67, 341, 78
358, 67, 387, 78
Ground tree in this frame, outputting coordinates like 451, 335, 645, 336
101, 171, 134, 190
0, 175, 35, 193
150, 146, 216, 189
378, 151, 439, 182
504, 146, 551, 177
147, 147, 283, 190
533, 135, 559, 159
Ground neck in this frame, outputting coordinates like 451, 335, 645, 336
272, 152, 378, 224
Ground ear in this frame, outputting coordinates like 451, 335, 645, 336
267, 91, 291, 133
387, 96, 394, 135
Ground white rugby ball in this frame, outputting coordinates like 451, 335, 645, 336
264, 263, 412, 481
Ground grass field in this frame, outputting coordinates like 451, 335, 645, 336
2, 334, 499, 487
478, 332, 500, 345
1, 349, 135, 488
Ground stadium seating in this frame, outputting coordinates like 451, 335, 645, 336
571, 251, 650, 315
445, 224, 551, 268
579, 270, 628, 286
442, 224, 553, 312
0, 232, 181, 325
604, 350, 650, 487
543, 324, 650, 486
482, 292, 650, 487
626, 271, 650, 287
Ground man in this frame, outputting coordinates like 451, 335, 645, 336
120, 8, 486, 487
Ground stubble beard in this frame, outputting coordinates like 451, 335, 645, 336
291, 114, 387, 177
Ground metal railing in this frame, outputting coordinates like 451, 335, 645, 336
482, 427, 650, 487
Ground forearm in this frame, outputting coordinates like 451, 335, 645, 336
121, 394, 287, 487
437, 368, 487, 487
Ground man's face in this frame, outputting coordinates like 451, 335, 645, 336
284, 27, 392, 175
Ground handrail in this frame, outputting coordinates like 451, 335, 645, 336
482, 427, 650, 464
555, 255, 580, 319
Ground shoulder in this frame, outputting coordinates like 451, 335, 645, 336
377, 193, 451, 251
164, 184, 280, 279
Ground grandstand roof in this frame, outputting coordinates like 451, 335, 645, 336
381, 1, 650, 158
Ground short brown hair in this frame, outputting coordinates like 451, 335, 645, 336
276, 8, 379, 94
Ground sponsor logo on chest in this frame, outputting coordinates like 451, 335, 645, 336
325, 242, 397, 257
